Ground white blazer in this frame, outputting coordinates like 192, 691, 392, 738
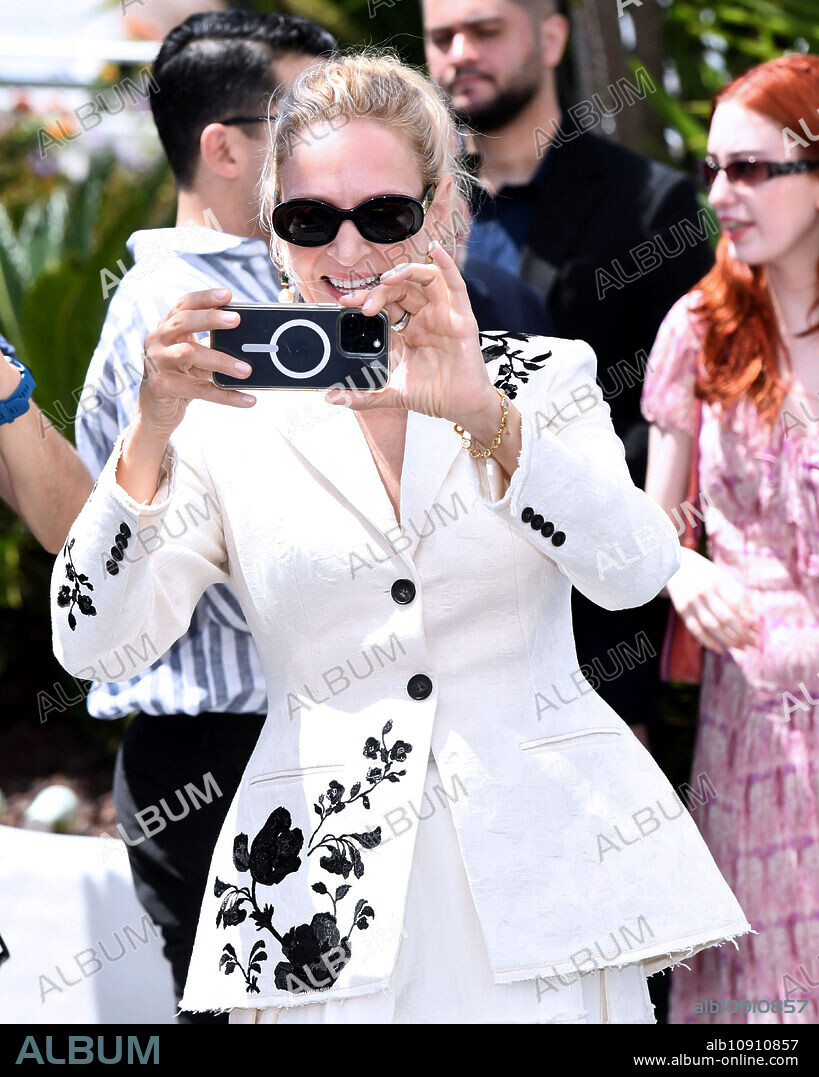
52, 332, 750, 1013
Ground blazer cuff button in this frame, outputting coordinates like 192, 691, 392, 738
520, 506, 534, 524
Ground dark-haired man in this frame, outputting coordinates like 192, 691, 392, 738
75, 10, 337, 1024
424, 0, 714, 745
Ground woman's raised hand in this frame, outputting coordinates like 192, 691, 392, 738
139, 288, 255, 440
329, 242, 500, 438
114, 289, 255, 505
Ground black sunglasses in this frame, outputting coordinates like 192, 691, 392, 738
698, 156, 819, 189
272, 185, 437, 247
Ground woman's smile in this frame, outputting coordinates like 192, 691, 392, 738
717, 217, 755, 240
321, 272, 383, 299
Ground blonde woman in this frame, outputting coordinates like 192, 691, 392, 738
52, 52, 749, 1024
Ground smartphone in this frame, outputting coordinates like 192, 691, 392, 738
210, 303, 390, 392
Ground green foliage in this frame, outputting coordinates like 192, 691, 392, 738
643, 0, 819, 160
0, 152, 174, 612
0, 154, 174, 444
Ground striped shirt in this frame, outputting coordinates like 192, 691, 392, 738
75, 224, 279, 718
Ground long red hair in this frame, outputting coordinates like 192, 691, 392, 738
692, 54, 819, 426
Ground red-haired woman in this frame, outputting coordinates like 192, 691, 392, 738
643, 54, 819, 1024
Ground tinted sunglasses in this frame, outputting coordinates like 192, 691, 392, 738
698, 156, 819, 189
272, 185, 437, 247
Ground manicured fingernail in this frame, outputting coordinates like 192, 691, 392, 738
235, 360, 251, 374
221, 312, 239, 325
428, 240, 440, 252
215, 289, 229, 299
240, 394, 255, 405
381, 262, 409, 280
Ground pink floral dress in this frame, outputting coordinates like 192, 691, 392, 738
643, 293, 819, 1025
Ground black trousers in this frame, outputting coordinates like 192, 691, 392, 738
112, 711, 266, 1024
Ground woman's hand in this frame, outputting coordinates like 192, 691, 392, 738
116, 289, 255, 505
328, 242, 502, 442
138, 287, 255, 441
667, 547, 760, 654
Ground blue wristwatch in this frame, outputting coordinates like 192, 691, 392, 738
0, 355, 36, 426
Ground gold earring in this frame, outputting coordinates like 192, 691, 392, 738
277, 266, 296, 304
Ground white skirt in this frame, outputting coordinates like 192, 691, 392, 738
230, 754, 656, 1024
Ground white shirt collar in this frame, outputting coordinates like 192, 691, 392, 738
127, 224, 269, 260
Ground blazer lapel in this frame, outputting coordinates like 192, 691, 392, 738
400, 409, 462, 560
263, 394, 463, 556
269, 392, 399, 539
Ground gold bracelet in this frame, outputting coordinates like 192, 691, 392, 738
453, 389, 510, 459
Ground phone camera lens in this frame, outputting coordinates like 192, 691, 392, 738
339, 311, 385, 356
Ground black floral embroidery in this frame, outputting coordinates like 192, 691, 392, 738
219, 940, 266, 994
310, 720, 411, 837
246, 806, 303, 886
57, 538, 96, 631
273, 913, 352, 993
480, 330, 552, 400
215, 721, 411, 995
57, 522, 132, 630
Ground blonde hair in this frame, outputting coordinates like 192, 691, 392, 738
258, 50, 473, 270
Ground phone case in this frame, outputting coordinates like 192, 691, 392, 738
210, 303, 390, 392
